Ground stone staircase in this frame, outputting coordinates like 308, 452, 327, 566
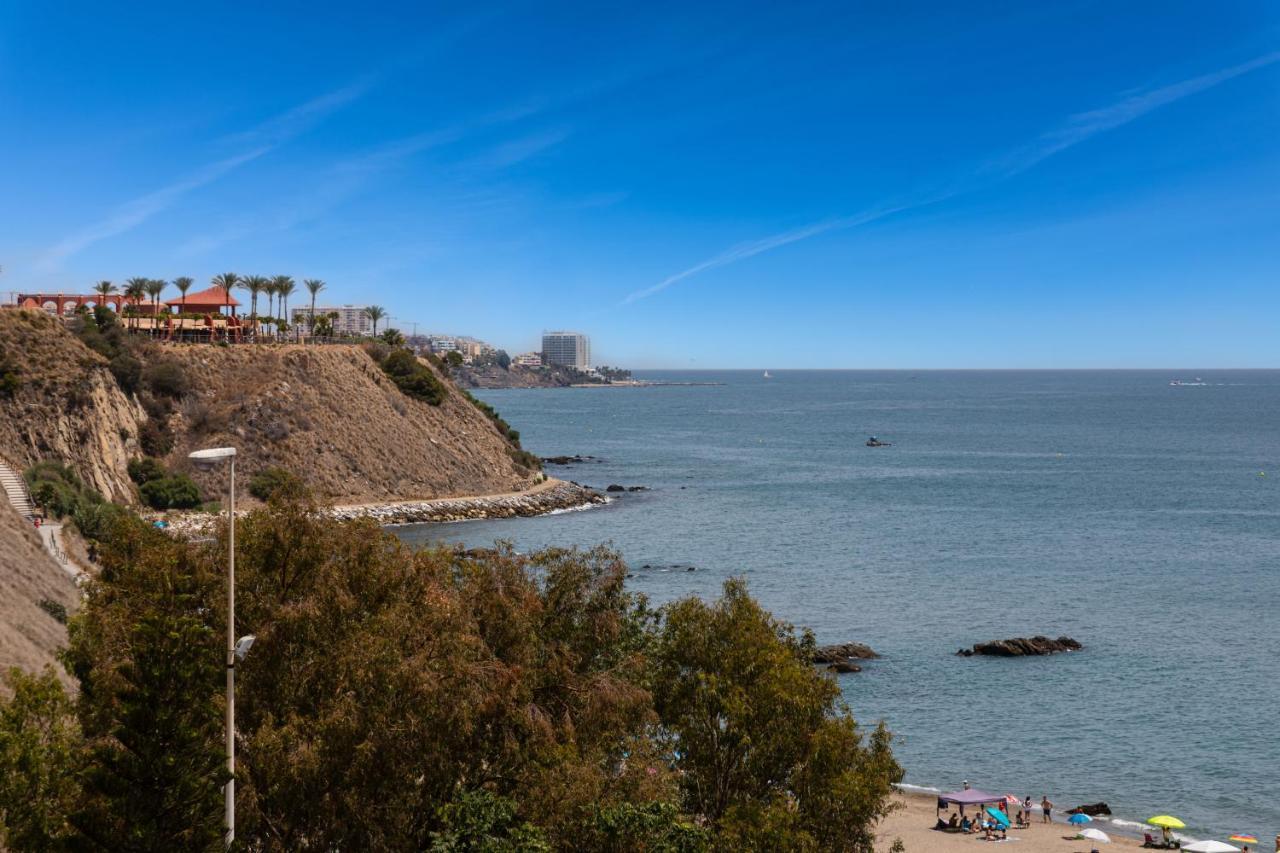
0, 458, 36, 521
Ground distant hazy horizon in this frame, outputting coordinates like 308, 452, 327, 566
3, 2, 1277, 366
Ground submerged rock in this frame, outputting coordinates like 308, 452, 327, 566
956, 636, 1082, 657
827, 661, 862, 674
606, 484, 626, 492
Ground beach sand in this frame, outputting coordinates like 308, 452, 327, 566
876, 792, 1148, 852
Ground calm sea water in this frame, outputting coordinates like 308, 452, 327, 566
396, 371, 1280, 839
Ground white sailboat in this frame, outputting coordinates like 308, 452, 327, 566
763, 370, 772, 379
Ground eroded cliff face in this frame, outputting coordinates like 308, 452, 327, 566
0, 311, 141, 501
0, 310, 535, 506
161, 344, 536, 503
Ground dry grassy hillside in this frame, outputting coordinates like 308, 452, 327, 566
0, 309, 536, 507
163, 344, 536, 503
0, 503, 78, 689
0, 310, 142, 502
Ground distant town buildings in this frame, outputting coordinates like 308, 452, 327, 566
292, 305, 372, 336
541, 331, 590, 369
512, 352, 542, 368
426, 336, 492, 360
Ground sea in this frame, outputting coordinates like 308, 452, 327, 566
395, 370, 1280, 841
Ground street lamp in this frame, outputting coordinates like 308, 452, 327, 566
188, 446, 240, 847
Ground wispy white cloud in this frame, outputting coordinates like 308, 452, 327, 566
622, 203, 921, 304
35, 78, 375, 270
628, 52, 1280, 305
991, 51, 1280, 177
36, 147, 270, 270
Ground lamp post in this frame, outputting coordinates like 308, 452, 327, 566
188, 446, 238, 847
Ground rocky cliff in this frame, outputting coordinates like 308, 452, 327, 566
0, 310, 539, 507
0, 311, 141, 501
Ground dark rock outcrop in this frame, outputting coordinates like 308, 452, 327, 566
956, 636, 1082, 657
1068, 803, 1111, 817
541, 455, 601, 465
813, 642, 879, 668
606, 484, 625, 492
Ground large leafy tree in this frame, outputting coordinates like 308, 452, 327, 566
0, 668, 82, 850
65, 517, 230, 852
652, 578, 902, 852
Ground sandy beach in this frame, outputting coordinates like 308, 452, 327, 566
876, 791, 1150, 852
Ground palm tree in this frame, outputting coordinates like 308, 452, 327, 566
239, 276, 267, 339
145, 279, 166, 335
381, 328, 405, 346
363, 305, 387, 337
303, 279, 326, 338
273, 276, 296, 340
172, 277, 193, 314
124, 277, 149, 331
211, 272, 240, 321
92, 281, 116, 314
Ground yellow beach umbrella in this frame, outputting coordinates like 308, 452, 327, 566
1147, 815, 1186, 829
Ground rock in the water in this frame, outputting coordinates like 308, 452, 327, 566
606, 484, 626, 492
827, 661, 862, 674
541, 454, 600, 465
956, 636, 1082, 657
813, 642, 879, 664
1068, 803, 1111, 817
627, 485, 650, 492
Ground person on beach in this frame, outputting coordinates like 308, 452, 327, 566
948, 812, 959, 829
1041, 795, 1053, 823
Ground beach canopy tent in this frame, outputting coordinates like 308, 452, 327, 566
936, 789, 1011, 819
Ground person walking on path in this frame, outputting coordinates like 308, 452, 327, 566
1041, 796, 1053, 824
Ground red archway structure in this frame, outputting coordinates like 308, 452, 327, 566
14, 293, 129, 314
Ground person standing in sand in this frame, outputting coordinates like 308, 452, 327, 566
1041, 795, 1053, 823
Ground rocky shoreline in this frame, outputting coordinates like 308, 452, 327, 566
328, 480, 607, 525
164, 479, 606, 536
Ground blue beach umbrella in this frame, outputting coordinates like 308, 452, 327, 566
985, 807, 1010, 827
1068, 813, 1093, 825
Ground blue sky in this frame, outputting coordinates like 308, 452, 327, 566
1, 1, 1277, 367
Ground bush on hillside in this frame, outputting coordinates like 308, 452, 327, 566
138, 419, 174, 457
108, 351, 141, 394
127, 457, 168, 485
24, 461, 122, 540
0, 349, 20, 396
247, 466, 303, 502
142, 359, 190, 399
138, 474, 201, 511
380, 348, 448, 406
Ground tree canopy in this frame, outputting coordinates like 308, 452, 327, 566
0, 491, 900, 851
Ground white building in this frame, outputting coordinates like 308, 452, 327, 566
513, 352, 542, 367
541, 331, 590, 369
292, 305, 373, 336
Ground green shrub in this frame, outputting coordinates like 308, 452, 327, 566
127, 457, 168, 485
142, 359, 190, 399
25, 461, 119, 540
108, 351, 141, 393
139, 475, 201, 510
380, 348, 447, 406
247, 467, 302, 502
0, 346, 20, 396
37, 598, 69, 625
139, 419, 174, 457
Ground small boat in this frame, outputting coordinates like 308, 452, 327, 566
1169, 377, 1207, 386
866, 436, 892, 447
762, 370, 772, 379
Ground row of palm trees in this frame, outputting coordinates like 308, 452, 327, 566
90, 274, 329, 340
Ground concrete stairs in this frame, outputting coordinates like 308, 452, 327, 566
0, 458, 36, 521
